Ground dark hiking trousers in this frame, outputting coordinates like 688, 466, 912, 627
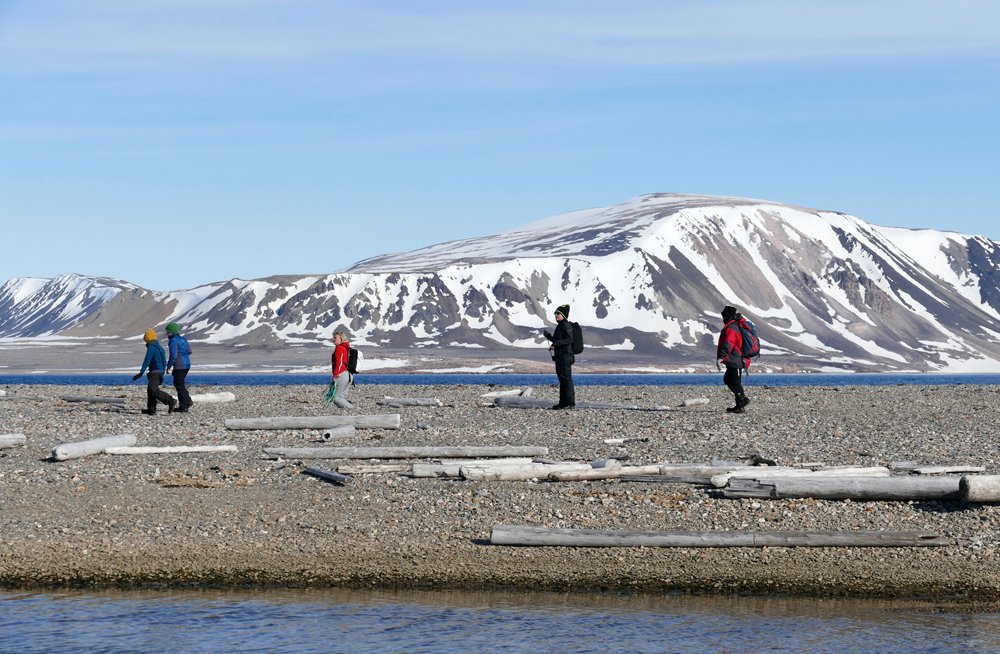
146, 372, 175, 412
724, 366, 745, 400
172, 368, 193, 410
555, 354, 576, 407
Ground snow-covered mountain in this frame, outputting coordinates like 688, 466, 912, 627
2, 194, 999, 372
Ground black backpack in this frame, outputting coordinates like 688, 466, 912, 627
571, 322, 584, 355
347, 347, 359, 375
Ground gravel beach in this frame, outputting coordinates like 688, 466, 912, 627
2, 381, 1000, 604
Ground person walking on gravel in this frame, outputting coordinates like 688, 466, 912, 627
717, 305, 751, 413
133, 328, 176, 415
165, 322, 194, 413
544, 304, 575, 410
329, 331, 354, 409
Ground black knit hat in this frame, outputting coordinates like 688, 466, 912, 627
721, 305, 737, 322
555, 304, 570, 319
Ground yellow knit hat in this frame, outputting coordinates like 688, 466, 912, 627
143, 328, 157, 342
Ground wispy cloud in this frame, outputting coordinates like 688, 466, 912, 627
2, 0, 999, 76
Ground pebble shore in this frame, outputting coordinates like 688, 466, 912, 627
2, 381, 1000, 604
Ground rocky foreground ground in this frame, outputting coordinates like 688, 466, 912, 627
2, 381, 1000, 606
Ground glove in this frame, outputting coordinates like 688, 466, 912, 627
543, 330, 553, 341
132, 373, 142, 381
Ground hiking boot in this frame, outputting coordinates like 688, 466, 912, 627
737, 395, 751, 409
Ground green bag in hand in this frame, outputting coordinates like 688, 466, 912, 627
323, 383, 337, 406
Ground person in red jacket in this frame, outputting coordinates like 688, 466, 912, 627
330, 331, 354, 409
717, 305, 751, 413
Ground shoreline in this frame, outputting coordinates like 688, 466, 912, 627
3, 382, 1000, 604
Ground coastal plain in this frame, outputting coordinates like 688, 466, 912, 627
2, 381, 1000, 604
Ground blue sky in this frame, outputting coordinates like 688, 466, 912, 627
1, 1, 998, 291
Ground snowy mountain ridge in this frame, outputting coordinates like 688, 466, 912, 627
2, 193, 999, 372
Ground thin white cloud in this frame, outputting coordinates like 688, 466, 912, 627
1, 0, 998, 75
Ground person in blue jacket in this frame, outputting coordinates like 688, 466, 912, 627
165, 322, 194, 412
133, 328, 176, 415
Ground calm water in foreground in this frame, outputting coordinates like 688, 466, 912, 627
1, 588, 998, 654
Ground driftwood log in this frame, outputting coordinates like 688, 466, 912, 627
336, 463, 412, 474
913, 465, 986, 475
225, 414, 401, 430
490, 525, 949, 547
189, 391, 237, 403
103, 446, 238, 455
411, 458, 535, 478
302, 466, 350, 485
723, 475, 965, 501
263, 445, 549, 460
460, 462, 593, 481
548, 465, 664, 482
0, 433, 27, 449
710, 466, 891, 488
960, 475, 1000, 503
377, 397, 443, 407
680, 397, 710, 407
321, 425, 356, 441
51, 434, 137, 461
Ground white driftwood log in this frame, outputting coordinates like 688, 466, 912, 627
302, 466, 350, 485
337, 463, 412, 474
960, 475, 1000, 502
189, 391, 237, 403
548, 464, 665, 482
710, 466, 891, 488
411, 458, 535, 478
263, 445, 549, 460
489, 525, 949, 547
103, 446, 238, 455
225, 414, 401, 430
378, 397, 443, 407
681, 398, 710, 407
723, 475, 964, 500
60, 396, 127, 404
461, 462, 592, 481
913, 465, 986, 475
51, 434, 137, 461
0, 433, 27, 449
480, 388, 531, 398
321, 425, 357, 441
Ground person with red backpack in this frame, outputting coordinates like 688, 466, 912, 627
717, 305, 751, 413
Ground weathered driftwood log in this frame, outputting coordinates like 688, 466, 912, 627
189, 391, 237, 403
480, 388, 531, 398
723, 475, 964, 501
913, 465, 986, 475
620, 475, 712, 485
263, 445, 549, 460
548, 464, 665, 482
461, 462, 592, 481
0, 433, 27, 449
657, 464, 772, 480
321, 425, 356, 441
336, 463, 411, 474
710, 466, 891, 488
681, 397, 710, 407
411, 458, 535, 478
960, 475, 1000, 503
302, 466, 350, 485
103, 445, 238, 455
493, 396, 641, 410
225, 414, 401, 430
490, 525, 950, 547
377, 397, 443, 407
60, 396, 127, 404
51, 434, 137, 461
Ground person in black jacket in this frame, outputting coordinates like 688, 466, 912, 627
543, 304, 575, 410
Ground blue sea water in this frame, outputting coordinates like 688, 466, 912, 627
2, 372, 1000, 387
1, 589, 998, 654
